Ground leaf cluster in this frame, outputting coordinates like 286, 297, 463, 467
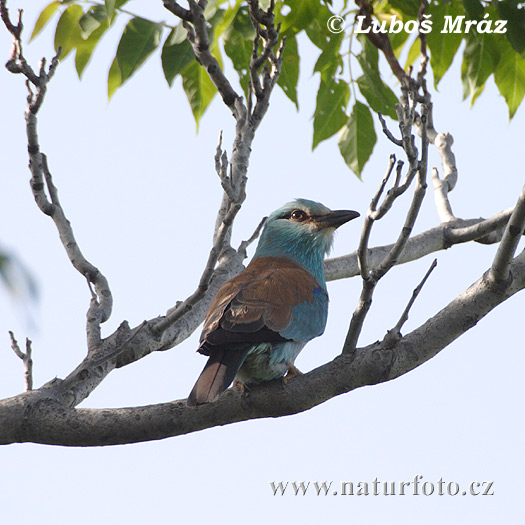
31, 0, 525, 177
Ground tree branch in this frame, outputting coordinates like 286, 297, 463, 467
382, 258, 437, 347
2, 0, 525, 448
490, 185, 525, 283
2, 248, 525, 446
151, 0, 284, 343
378, 112, 403, 147
344, 91, 428, 353
355, 0, 411, 87
165, 0, 240, 113
325, 208, 517, 282
8, 331, 32, 391
2, 3, 112, 338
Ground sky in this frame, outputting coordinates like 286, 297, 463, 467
1, 1, 524, 524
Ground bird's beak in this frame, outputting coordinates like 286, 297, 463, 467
314, 209, 360, 230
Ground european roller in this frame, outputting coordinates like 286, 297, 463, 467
187, 199, 359, 405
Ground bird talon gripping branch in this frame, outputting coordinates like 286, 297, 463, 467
187, 199, 359, 406
283, 364, 303, 383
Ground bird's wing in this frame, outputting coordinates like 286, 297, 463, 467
199, 256, 328, 353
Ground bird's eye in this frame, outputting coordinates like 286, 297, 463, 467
289, 210, 307, 222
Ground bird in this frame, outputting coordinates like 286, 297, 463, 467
187, 199, 360, 405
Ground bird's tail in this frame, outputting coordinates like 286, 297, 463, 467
187, 347, 249, 406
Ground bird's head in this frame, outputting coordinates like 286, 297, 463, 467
254, 199, 360, 266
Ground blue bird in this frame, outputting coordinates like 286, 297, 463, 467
187, 199, 359, 405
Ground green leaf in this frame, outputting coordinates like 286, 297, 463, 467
356, 75, 398, 120
357, 34, 379, 70
278, 32, 299, 107
461, 30, 499, 104
496, 2, 525, 55
308, 4, 344, 79
304, 2, 341, 50
213, 0, 242, 40
181, 60, 217, 127
0, 251, 38, 301
203, 0, 225, 21
314, 31, 343, 79
223, 6, 254, 98
389, 29, 410, 59
76, 18, 108, 78
106, 0, 131, 25
494, 38, 525, 118
54, 4, 84, 58
107, 58, 122, 99
338, 101, 376, 178
105, 0, 116, 23
114, 17, 163, 85
387, 0, 420, 18
0, 252, 13, 291
463, 0, 484, 21
312, 77, 349, 149
405, 36, 420, 70
281, 0, 320, 33
79, 5, 106, 39
31, 1, 60, 41
426, 1, 464, 87
161, 26, 194, 87
356, 37, 398, 120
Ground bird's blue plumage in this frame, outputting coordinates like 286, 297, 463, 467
187, 199, 359, 405
254, 199, 335, 286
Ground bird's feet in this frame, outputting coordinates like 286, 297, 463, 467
283, 364, 303, 383
233, 380, 251, 395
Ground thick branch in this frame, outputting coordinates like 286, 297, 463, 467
2, 250, 525, 446
324, 209, 516, 281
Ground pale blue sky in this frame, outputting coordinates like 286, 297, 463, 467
1, 2, 524, 523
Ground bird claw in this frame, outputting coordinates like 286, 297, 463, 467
283, 364, 303, 383
233, 380, 250, 395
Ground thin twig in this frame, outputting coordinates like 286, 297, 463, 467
246, 0, 283, 127
490, 185, 525, 283
416, 0, 429, 88
162, 0, 191, 22
9, 331, 33, 391
374, 106, 428, 281
343, 91, 429, 354
382, 258, 437, 347
431, 167, 455, 222
176, 0, 240, 113
214, 131, 235, 201
378, 112, 403, 147
39, 155, 113, 326
237, 216, 267, 259
371, 160, 416, 221
357, 154, 396, 280
2, 5, 112, 340
355, 0, 411, 87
